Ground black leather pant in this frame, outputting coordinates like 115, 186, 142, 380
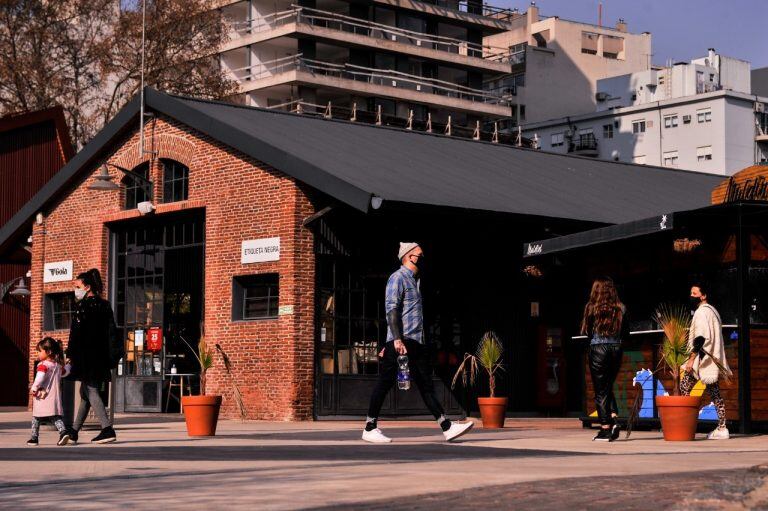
588, 343, 623, 426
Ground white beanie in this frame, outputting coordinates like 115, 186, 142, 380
398, 242, 420, 261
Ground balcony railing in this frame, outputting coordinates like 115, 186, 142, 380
231, 54, 513, 105
225, 6, 516, 63
568, 134, 598, 153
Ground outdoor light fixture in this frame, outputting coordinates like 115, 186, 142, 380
88, 163, 156, 213
673, 238, 702, 253
370, 196, 384, 210
0, 277, 30, 304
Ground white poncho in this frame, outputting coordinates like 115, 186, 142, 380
687, 303, 730, 385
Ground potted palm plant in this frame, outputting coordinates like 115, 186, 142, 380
655, 303, 700, 441
179, 331, 222, 437
451, 331, 507, 429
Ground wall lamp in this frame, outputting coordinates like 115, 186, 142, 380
0, 277, 30, 304
89, 162, 156, 215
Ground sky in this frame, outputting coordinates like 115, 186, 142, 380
495, 0, 768, 69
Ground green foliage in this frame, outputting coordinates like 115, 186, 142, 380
656, 303, 691, 396
452, 331, 505, 398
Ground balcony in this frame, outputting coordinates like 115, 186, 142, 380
222, 6, 516, 73
230, 54, 513, 116
568, 134, 599, 157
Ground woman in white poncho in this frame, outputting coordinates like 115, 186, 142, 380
681, 282, 731, 440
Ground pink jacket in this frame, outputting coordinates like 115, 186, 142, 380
31, 360, 64, 417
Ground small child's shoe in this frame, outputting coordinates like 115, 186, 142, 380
26, 437, 38, 446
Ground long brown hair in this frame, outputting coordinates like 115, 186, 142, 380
37, 337, 65, 365
581, 277, 624, 337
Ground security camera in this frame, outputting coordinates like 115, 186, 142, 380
137, 201, 156, 216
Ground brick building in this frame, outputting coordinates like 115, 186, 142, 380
0, 107, 73, 406
0, 88, 723, 420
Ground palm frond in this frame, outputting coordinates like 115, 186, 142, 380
656, 303, 691, 396
215, 343, 248, 421
451, 331, 504, 398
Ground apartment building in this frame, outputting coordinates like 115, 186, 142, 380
521, 50, 768, 175
484, 2, 652, 125
217, 0, 521, 126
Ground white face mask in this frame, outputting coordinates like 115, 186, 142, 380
74, 288, 88, 301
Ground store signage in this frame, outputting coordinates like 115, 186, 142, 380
134, 329, 145, 349
241, 237, 280, 264
526, 243, 543, 256
147, 327, 163, 352
278, 305, 294, 316
712, 165, 768, 204
43, 260, 73, 283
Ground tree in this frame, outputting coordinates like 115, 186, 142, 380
0, 0, 236, 148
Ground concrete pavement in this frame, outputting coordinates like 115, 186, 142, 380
1, 410, 767, 510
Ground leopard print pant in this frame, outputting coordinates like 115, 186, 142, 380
680, 371, 727, 429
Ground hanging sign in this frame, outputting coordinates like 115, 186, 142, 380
43, 260, 73, 283
241, 237, 280, 264
147, 327, 163, 352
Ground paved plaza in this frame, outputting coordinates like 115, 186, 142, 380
1, 410, 767, 510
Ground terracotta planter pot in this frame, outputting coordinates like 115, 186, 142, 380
478, 397, 508, 429
656, 395, 701, 441
182, 395, 222, 437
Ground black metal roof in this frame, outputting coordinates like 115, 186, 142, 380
0, 88, 725, 254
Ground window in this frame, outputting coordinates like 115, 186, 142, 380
124, 162, 149, 209
581, 31, 598, 55
697, 146, 713, 162
697, 108, 712, 123
633, 155, 647, 165
44, 293, 75, 330
603, 124, 614, 138
664, 115, 679, 128
551, 132, 564, 147
232, 274, 279, 320
632, 120, 646, 134
162, 160, 189, 203
663, 150, 679, 167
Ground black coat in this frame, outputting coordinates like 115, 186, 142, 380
66, 296, 123, 382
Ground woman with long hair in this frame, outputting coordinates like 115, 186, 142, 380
581, 277, 629, 442
66, 268, 123, 444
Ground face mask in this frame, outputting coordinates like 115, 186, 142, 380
74, 288, 88, 301
689, 296, 701, 310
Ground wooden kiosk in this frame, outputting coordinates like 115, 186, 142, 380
522, 165, 768, 433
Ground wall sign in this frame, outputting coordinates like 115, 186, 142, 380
712, 165, 768, 204
241, 237, 280, 264
43, 260, 73, 283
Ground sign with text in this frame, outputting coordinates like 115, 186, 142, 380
241, 237, 280, 264
712, 165, 768, 204
43, 260, 73, 283
147, 327, 163, 352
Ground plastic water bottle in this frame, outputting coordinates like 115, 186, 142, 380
397, 355, 410, 390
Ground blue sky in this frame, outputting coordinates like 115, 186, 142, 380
496, 0, 768, 69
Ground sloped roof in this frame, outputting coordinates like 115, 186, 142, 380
0, 88, 725, 254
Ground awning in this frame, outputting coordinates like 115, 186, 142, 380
523, 213, 674, 257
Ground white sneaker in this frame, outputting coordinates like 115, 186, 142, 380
443, 421, 474, 442
362, 428, 392, 443
707, 427, 730, 440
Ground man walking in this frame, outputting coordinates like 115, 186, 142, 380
362, 242, 474, 443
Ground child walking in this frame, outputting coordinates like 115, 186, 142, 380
28, 337, 71, 446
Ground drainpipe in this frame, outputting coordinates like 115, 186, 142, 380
657, 101, 663, 166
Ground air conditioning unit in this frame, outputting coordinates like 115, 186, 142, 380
757, 102, 766, 113
683, 114, 692, 123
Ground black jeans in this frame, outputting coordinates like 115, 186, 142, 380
588, 343, 623, 426
367, 339, 445, 420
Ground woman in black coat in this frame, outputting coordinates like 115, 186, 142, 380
66, 268, 123, 444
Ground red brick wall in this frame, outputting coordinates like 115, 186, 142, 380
29, 116, 317, 420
